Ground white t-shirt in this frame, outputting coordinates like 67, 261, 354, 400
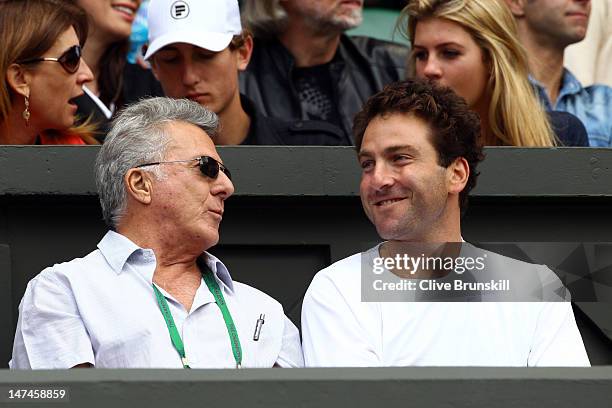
10, 231, 304, 369
301, 244, 590, 367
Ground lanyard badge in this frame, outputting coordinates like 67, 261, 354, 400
153, 263, 243, 369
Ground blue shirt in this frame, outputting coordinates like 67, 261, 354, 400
531, 69, 612, 147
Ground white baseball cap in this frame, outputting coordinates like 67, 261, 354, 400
144, 0, 242, 60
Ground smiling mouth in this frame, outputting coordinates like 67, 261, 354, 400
112, 5, 136, 16
375, 198, 406, 207
565, 11, 588, 18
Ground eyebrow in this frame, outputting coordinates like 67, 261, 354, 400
358, 144, 420, 159
413, 42, 465, 49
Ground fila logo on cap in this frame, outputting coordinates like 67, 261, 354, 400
170, 1, 189, 19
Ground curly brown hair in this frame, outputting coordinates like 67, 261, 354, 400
228, 29, 252, 51
353, 78, 484, 213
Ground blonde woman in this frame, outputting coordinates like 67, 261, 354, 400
401, 0, 587, 146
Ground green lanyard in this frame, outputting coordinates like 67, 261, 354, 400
152, 266, 243, 369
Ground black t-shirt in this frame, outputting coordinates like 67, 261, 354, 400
241, 95, 348, 146
292, 64, 343, 129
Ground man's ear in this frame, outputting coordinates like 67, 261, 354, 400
6, 63, 31, 98
237, 35, 254, 71
504, 0, 526, 17
124, 168, 154, 205
447, 157, 469, 195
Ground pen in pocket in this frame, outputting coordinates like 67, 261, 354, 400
253, 314, 265, 341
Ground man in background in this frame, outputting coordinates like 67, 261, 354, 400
241, 0, 408, 143
506, 0, 611, 147
565, 0, 612, 87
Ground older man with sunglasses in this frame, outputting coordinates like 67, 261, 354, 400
10, 97, 303, 369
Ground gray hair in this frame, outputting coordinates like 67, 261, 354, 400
95, 97, 219, 229
241, 0, 288, 38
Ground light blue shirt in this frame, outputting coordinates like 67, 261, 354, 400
10, 231, 303, 369
531, 69, 612, 147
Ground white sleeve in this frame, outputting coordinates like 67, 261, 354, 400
528, 302, 591, 367
10, 270, 95, 369
274, 315, 304, 367
301, 273, 380, 367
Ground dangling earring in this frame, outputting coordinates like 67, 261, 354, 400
22, 95, 30, 127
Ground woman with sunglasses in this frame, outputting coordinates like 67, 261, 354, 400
0, 0, 97, 144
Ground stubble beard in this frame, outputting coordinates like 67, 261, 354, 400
305, 6, 363, 34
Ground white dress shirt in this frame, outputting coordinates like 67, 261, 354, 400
301, 244, 591, 367
10, 231, 303, 369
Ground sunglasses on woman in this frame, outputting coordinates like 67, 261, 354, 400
18, 45, 82, 74
136, 156, 232, 181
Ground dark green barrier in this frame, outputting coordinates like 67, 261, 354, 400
1, 147, 611, 367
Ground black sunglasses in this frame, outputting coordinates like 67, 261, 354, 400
18, 45, 82, 74
136, 155, 232, 181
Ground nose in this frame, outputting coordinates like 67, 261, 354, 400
369, 162, 395, 191
211, 171, 235, 200
77, 59, 94, 85
181, 61, 201, 87
421, 55, 442, 80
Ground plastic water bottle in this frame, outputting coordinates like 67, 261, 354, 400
127, 0, 150, 64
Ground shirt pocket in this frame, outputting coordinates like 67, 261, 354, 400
241, 312, 283, 368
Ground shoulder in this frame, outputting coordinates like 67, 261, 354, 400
306, 251, 365, 297
479, 247, 548, 273
18, 249, 108, 316
241, 94, 348, 145
341, 35, 410, 67
343, 35, 410, 58
583, 84, 612, 104
38, 249, 106, 281
247, 37, 288, 66
476, 246, 568, 301
547, 111, 589, 146
250, 37, 278, 53
266, 118, 349, 145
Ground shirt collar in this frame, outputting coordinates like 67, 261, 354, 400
528, 74, 544, 89
198, 251, 235, 293
98, 230, 143, 273
97, 230, 235, 293
529, 69, 583, 103
559, 68, 583, 96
